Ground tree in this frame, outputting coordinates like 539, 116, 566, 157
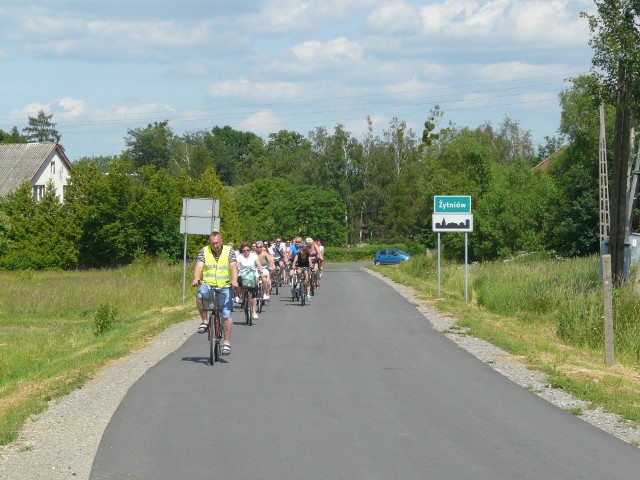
234, 178, 345, 245
0, 181, 79, 269
202, 126, 265, 185
189, 167, 242, 247
22, 110, 61, 143
0, 127, 26, 144
544, 75, 612, 257
583, 0, 640, 283
421, 105, 446, 149
123, 120, 177, 171
495, 116, 535, 164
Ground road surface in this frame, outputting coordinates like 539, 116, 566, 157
90, 263, 640, 479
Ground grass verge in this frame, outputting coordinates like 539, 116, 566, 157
0, 261, 195, 446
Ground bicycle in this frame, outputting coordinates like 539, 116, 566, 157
290, 272, 298, 303
256, 273, 264, 314
240, 268, 259, 326
272, 264, 280, 295
310, 268, 317, 296
296, 267, 309, 306
201, 288, 226, 365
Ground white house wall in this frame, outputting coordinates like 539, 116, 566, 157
32, 151, 70, 201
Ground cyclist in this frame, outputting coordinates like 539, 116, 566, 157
192, 230, 238, 356
316, 237, 325, 284
288, 236, 303, 280
305, 237, 323, 289
270, 237, 286, 284
235, 241, 263, 321
292, 245, 312, 302
255, 241, 275, 300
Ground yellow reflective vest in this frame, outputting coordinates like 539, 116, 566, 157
202, 245, 232, 288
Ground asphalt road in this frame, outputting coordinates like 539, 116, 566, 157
90, 263, 640, 479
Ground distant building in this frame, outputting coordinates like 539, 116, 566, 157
533, 147, 566, 171
0, 143, 72, 201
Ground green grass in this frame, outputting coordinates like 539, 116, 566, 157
0, 261, 194, 445
371, 254, 640, 424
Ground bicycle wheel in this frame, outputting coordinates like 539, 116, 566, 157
291, 277, 296, 302
208, 312, 215, 365
274, 271, 279, 295
214, 314, 222, 363
300, 276, 306, 306
257, 282, 263, 314
310, 271, 316, 296
243, 290, 250, 325
247, 289, 253, 326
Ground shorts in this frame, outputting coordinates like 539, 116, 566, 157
196, 284, 233, 318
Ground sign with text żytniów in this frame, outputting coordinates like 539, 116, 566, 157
433, 195, 471, 213
433, 195, 473, 232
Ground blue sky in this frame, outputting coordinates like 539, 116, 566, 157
0, 0, 596, 160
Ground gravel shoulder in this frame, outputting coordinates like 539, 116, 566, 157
2, 268, 639, 480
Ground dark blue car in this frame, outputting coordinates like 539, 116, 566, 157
374, 249, 410, 265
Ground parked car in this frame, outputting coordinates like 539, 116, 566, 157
373, 249, 410, 265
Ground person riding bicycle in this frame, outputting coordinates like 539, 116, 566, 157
292, 245, 312, 302
288, 236, 303, 280
235, 241, 263, 321
192, 230, 238, 356
305, 237, 323, 289
269, 237, 286, 284
316, 237, 325, 283
255, 241, 275, 300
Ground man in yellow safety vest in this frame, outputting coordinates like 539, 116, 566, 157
192, 230, 239, 355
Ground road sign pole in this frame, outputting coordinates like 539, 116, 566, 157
465, 233, 469, 303
182, 232, 188, 304
437, 233, 441, 296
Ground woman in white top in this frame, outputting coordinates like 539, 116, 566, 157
235, 240, 262, 320
255, 241, 275, 300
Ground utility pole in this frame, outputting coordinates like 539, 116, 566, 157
599, 102, 610, 245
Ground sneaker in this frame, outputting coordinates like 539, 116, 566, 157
234, 296, 241, 304
252, 312, 259, 320
222, 344, 231, 355
264, 294, 270, 301
197, 322, 208, 334
306, 296, 311, 302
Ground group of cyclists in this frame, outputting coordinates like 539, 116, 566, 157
192, 231, 324, 357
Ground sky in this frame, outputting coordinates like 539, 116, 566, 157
0, 0, 597, 161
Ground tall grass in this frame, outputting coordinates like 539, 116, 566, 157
0, 261, 193, 445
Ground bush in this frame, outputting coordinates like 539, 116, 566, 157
94, 303, 118, 335
0, 251, 53, 270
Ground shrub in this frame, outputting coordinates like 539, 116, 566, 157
94, 303, 118, 335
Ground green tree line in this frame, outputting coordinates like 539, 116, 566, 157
0, 74, 632, 269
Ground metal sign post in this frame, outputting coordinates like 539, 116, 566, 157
437, 233, 441, 296
433, 195, 473, 303
180, 198, 220, 304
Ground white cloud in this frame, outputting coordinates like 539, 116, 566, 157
18, 13, 219, 61
242, 0, 377, 34
420, 0, 592, 46
366, 0, 423, 34
11, 103, 51, 119
476, 61, 580, 82
238, 110, 283, 135
57, 97, 88, 117
292, 37, 363, 63
207, 79, 307, 102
